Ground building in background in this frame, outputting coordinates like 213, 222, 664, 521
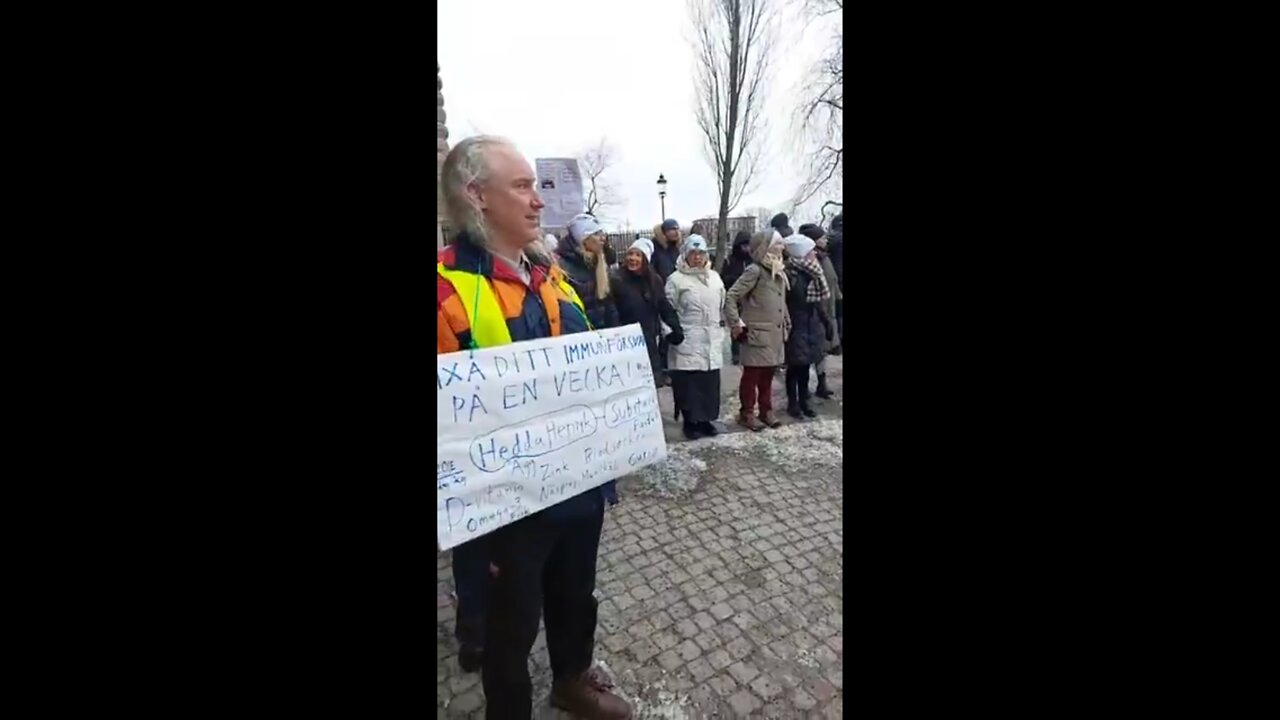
691, 216, 758, 242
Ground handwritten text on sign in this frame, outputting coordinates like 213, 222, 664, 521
436, 324, 667, 550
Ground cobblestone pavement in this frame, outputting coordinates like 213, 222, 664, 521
437, 362, 844, 718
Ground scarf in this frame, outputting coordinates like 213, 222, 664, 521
677, 255, 710, 282
788, 255, 831, 304
759, 252, 789, 289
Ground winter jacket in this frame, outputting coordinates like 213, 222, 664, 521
783, 264, 832, 366
438, 232, 591, 352
610, 268, 682, 379
720, 234, 754, 292
827, 229, 844, 289
665, 266, 727, 372
438, 232, 617, 509
555, 245, 620, 330
818, 252, 841, 350
723, 233, 790, 368
650, 223, 682, 282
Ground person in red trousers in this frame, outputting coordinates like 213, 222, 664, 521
723, 230, 791, 430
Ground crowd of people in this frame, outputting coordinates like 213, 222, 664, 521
534, 212, 844, 439
555, 211, 844, 436
436, 134, 844, 720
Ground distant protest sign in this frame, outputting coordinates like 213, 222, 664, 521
535, 158, 585, 228
436, 324, 668, 551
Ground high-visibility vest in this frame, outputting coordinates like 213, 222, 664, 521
437, 262, 590, 349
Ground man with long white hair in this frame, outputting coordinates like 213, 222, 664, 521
437, 136, 630, 720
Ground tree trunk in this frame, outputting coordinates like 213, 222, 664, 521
716, 0, 742, 272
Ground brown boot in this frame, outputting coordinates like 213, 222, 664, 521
550, 669, 632, 719
738, 411, 766, 431
759, 411, 783, 428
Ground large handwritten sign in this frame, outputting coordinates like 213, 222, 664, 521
436, 324, 667, 550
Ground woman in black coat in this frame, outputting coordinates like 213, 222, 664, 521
782, 234, 833, 418
609, 238, 683, 387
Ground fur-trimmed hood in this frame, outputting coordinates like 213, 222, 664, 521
652, 223, 684, 248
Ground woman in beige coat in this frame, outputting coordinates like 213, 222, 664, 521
724, 231, 791, 430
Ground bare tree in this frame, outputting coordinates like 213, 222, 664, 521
577, 138, 623, 220
690, 0, 778, 270
791, 0, 842, 208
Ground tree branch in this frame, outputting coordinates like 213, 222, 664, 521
789, 0, 843, 206
689, 0, 777, 267
576, 137, 624, 219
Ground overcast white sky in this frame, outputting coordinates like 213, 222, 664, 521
439, 0, 838, 232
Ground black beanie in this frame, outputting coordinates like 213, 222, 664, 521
769, 213, 789, 230
798, 223, 825, 240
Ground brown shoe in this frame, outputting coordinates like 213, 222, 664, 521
550, 670, 632, 720
738, 411, 766, 431
759, 411, 783, 428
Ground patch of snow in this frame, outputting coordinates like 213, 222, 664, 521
631, 690, 693, 720
623, 419, 843, 498
623, 453, 708, 498
607, 674, 693, 720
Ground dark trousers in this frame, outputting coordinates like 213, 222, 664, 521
786, 364, 812, 406
739, 365, 777, 415
669, 369, 721, 424
657, 337, 669, 377
483, 492, 605, 719
452, 536, 491, 646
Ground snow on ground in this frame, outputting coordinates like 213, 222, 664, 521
623, 418, 844, 498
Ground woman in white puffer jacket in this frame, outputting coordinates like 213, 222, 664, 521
664, 234, 727, 439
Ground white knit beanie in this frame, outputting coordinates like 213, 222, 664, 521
784, 235, 815, 259
628, 238, 654, 261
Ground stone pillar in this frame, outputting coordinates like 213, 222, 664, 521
437, 63, 449, 249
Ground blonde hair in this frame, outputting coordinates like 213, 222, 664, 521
591, 240, 610, 300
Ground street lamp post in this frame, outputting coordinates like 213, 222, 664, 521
657, 173, 668, 221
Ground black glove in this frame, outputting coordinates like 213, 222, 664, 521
667, 330, 684, 346
823, 322, 834, 342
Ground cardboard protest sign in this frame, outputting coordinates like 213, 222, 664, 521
436, 324, 667, 550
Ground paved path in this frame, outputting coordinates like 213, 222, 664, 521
437, 358, 844, 718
